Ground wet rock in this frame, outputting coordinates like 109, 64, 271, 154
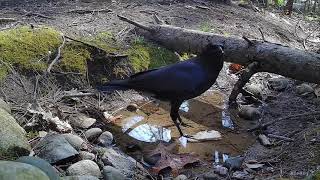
103, 166, 126, 180
0, 108, 30, 158
16, 156, 60, 180
0, 98, 11, 113
97, 131, 114, 147
63, 133, 87, 150
258, 134, 272, 146
268, 78, 290, 91
213, 165, 228, 176
232, 171, 253, 179
33, 133, 79, 164
238, 106, 261, 120
79, 151, 95, 160
39, 131, 48, 138
223, 156, 244, 170
101, 147, 142, 176
61, 175, 99, 180
85, 128, 103, 141
174, 174, 188, 180
245, 84, 263, 99
143, 153, 161, 165
296, 83, 314, 95
0, 161, 50, 180
126, 104, 138, 112
202, 172, 219, 180
70, 114, 96, 129
67, 160, 101, 177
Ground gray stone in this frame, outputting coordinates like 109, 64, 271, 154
79, 151, 95, 160
268, 78, 290, 91
0, 161, 50, 180
67, 160, 101, 177
232, 171, 253, 180
0, 98, 10, 113
213, 165, 228, 176
296, 83, 314, 95
0, 108, 30, 158
245, 84, 263, 99
85, 128, 103, 141
174, 174, 188, 180
61, 175, 99, 180
63, 133, 87, 150
16, 156, 59, 180
101, 147, 141, 176
224, 156, 245, 170
103, 166, 126, 180
70, 114, 96, 129
97, 131, 114, 147
203, 172, 219, 180
238, 106, 261, 120
33, 133, 79, 164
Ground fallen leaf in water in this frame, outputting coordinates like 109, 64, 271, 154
229, 63, 244, 74
148, 143, 201, 176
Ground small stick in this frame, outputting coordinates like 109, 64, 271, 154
248, 111, 320, 131
67, 8, 112, 14
25, 12, 55, 20
47, 35, 66, 73
0, 59, 28, 93
242, 36, 254, 46
117, 15, 153, 32
258, 27, 266, 42
62, 92, 96, 98
0, 18, 16, 23
229, 62, 259, 104
267, 134, 294, 142
153, 14, 164, 25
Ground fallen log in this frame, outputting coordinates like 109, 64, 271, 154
118, 15, 320, 103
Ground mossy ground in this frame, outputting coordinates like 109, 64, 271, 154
0, 26, 179, 81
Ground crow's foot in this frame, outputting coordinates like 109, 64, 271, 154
180, 122, 193, 127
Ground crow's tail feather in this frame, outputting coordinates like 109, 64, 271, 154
96, 79, 131, 92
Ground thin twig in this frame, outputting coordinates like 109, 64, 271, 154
0, 18, 16, 23
267, 134, 294, 142
242, 36, 254, 46
117, 15, 154, 32
62, 92, 96, 98
47, 35, 66, 73
67, 8, 112, 14
258, 27, 266, 42
0, 59, 28, 93
248, 111, 320, 131
25, 12, 55, 20
153, 14, 164, 25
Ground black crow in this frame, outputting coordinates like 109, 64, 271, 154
98, 44, 224, 137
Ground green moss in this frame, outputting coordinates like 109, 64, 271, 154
0, 26, 61, 72
60, 43, 91, 73
26, 131, 38, 140
305, 171, 320, 180
199, 22, 215, 33
126, 40, 179, 72
83, 31, 120, 53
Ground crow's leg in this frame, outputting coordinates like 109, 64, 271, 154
170, 101, 185, 137
177, 114, 193, 127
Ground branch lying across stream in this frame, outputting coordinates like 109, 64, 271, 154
117, 15, 320, 102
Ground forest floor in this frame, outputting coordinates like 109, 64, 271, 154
1, 0, 320, 179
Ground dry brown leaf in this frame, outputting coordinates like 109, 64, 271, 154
148, 143, 201, 176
